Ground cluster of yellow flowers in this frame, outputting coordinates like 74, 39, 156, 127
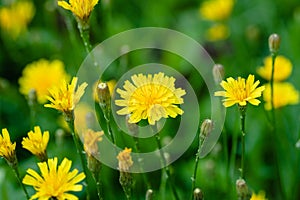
257, 55, 299, 110
0, 127, 85, 199
199, 0, 234, 41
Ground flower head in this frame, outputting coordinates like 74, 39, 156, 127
44, 77, 88, 116
22, 126, 49, 161
22, 157, 85, 200
250, 191, 267, 200
0, 1, 35, 39
214, 74, 265, 107
19, 59, 69, 104
115, 72, 186, 125
0, 128, 16, 163
83, 129, 104, 156
263, 82, 299, 110
205, 23, 230, 42
117, 147, 133, 172
58, 0, 99, 21
199, 0, 234, 21
257, 55, 292, 81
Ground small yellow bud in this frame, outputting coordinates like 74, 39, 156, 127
97, 82, 111, 121
268, 33, 280, 54
193, 188, 204, 200
212, 64, 225, 85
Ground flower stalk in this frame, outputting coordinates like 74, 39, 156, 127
238, 106, 246, 179
10, 158, 30, 200
65, 113, 91, 199
152, 124, 179, 200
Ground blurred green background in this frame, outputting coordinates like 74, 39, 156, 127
0, 0, 300, 199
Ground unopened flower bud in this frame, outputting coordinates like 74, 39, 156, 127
212, 64, 224, 85
200, 119, 213, 142
193, 188, 204, 200
145, 189, 154, 200
97, 82, 111, 121
268, 33, 280, 55
236, 178, 250, 200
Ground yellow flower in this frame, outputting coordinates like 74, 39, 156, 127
214, 74, 265, 107
19, 59, 69, 104
0, 1, 35, 39
250, 191, 267, 200
199, 0, 234, 21
0, 128, 16, 162
58, 0, 99, 21
83, 129, 103, 156
205, 23, 230, 41
44, 77, 88, 115
257, 55, 292, 81
115, 72, 186, 125
117, 147, 133, 172
23, 157, 85, 200
263, 82, 299, 110
22, 126, 49, 160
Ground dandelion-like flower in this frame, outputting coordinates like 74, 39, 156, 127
214, 74, 265, 107
44, 77, 88, 117
257, 55, 292, 81
117, 147, 133, 172
22, 157, 85, 200
19, 59, 69, 103
115, 72, 186, 125
205, 23, 230, 41
58, 0, 99, 21
199, 0, 234, 21
0, 128, 16, 163
250, 191, 268, 200
0, 1, 35, 39
22, 126, 49, 161
83, 129, 103, 156
263, 82, 299, 110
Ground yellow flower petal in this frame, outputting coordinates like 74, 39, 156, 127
115, 72, 186, 125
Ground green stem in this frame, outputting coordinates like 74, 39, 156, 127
270, 54, 276, 130
191, 132, 206, 199
94, 172, 103, 200
66, 113, 91, 199
153, 125, 179, 200
270, 54, 286, 199
11, 163, 30, 199
77, 20, 92, 53
133, 137, 151, 189
239, 106, 246, 179
106, 119, 116, 146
